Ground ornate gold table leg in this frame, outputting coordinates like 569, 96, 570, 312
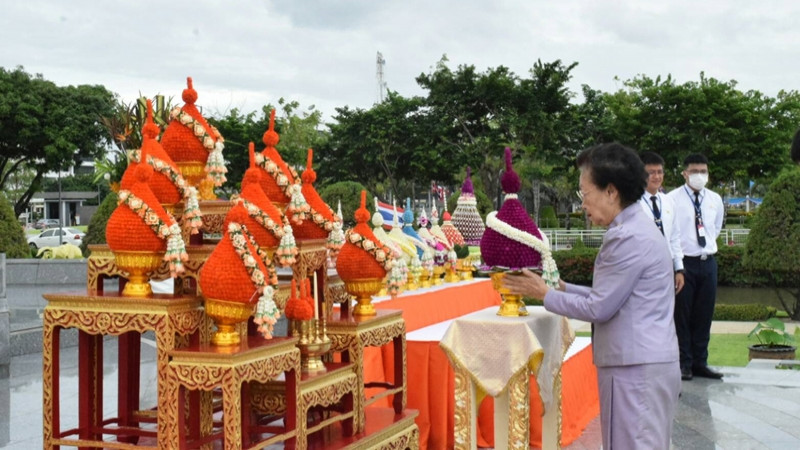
42, 315, 56, 450
541, 370, 563, 450
222, 374, 244, 450
453, 365, 476, 450
501, 368, 530, 450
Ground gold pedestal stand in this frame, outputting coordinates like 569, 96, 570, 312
291, 319, 332, 374
205, 298, 255, 346
419, 268, 432, 289
113, 250, 164, 297
432, 265, 445, 285
343, 278, 383, 316
444, 262, 460, 283
176, 161, 216, 201
457, 257, 475, 280
490, 272, 529, 317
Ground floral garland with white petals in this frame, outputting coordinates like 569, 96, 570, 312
237, 198, 299, 267
485, 211, 560, 288
388, 258, 408, 297
344, 230, 393, 272
118, 190, 188, 277
169, 107, 227, 186
129, 150, 203, 234
227, 223, 280, 339
253, 153, 310, 223
327, 218, 345, 257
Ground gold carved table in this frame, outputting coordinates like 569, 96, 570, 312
327, 309, 407, 433
42, 291, 206, 449
164, 336, 301, 449
439, 306, 574, 450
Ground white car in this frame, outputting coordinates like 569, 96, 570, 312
27, 227, 85, 250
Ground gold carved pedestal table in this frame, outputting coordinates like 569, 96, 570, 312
326, 309, 407, 433
42, 291, 205, 449
440, 306, 574, 450
164, 336, 301, 449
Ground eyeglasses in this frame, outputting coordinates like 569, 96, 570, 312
686, 169, 708, 175
647, 169, 664, 176
576, 187, 596, 201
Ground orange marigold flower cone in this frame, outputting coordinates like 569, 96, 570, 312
257, 109, 296, 204
161, 77, 222, 163
228, 142, 290, 249
336, 191, 389, 281
293, 148, 338, 240
284, 278, 313, 321
199, 207, 269, 305
107, 136, 175, 253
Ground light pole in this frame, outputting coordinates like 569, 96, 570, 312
57, 171, 63, 245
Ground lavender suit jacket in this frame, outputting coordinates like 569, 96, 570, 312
544, 204, 679, 367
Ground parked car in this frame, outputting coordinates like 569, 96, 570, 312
27, 227, 85, 250
34, 218, 61, 230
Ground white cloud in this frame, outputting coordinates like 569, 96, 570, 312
2, 0, 799, 123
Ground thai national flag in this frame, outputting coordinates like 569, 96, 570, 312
377, 200, 404, 228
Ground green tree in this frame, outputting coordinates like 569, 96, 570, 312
0, 192, 28, 258
319, 92, 432, 199
318, 181, 369, 228
0, 66, 116, 217
743, 168, 800, 319
208, 99, 326, 194
602, 74, 800, 186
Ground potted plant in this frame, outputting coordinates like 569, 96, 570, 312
748, 318, 798, 361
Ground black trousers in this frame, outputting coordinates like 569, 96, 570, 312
675, 255, 718, 369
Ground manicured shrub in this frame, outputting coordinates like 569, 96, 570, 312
539, 205, 558, 228
743, 168, 800, 319
713, 303, 776, 321
318, 181, 369, 227
80, 191, 118, 257
0, 192, 29, 258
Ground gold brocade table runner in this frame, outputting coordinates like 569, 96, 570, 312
440, 306, 574, 450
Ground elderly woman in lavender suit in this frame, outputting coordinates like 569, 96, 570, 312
503, 143, 681, 449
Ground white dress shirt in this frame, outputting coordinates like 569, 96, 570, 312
639, 192, 684, 272
666, 185, 725, 257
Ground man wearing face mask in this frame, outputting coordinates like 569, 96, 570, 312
667, 154, 725, 381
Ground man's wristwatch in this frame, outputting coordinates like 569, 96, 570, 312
675, 269, 685, 274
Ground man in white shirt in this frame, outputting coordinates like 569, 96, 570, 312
639, 152, 685, 293
667, 154, 726, 381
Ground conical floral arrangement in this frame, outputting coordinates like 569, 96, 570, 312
199, 205, 280, 343
452, 166, 485, 245
254, 109, 310, 224
160, 77, 227, 191
292, 149, 345, 255
121, 99, 202, 234
228, 142, 298, 267
480, 148, 558, 286
284, 278, 314, 321
440, 209, 465, 246
336, 191, 392, 281
107, 131, 188, 296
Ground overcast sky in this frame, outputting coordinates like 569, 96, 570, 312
3, 0, 800, 123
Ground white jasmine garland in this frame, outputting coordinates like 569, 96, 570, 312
484, 211, 560, 288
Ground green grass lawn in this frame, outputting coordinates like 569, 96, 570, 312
576, 331, 757, 367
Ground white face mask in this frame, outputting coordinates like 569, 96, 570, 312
688, 173, 708, 190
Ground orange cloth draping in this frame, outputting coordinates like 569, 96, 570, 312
361, 280, 502, 409
373, 279, 503, 331
406, 340, 598, 450
357, 279, 598, 450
